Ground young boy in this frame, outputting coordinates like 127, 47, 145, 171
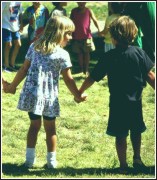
78, 16, 155, 173
70, 2, 101, 75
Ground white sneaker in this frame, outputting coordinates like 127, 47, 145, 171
25, 158, 36, 168
47, 160, 57, 168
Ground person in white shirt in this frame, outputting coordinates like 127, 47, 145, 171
2, 2, 23, 72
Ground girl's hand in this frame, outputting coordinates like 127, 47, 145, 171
74, 93, 87, 103
2, 78, 8, 85
2, 80, 16, 94
2, 78, 10, 90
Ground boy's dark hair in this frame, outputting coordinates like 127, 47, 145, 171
52, 2, 60, 7
109, 16, 138, 45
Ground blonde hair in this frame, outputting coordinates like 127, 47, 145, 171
109, 15, 138, 45
34, 16, 75, 54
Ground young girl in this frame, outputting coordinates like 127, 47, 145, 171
70, 2, 101, 75
3, 16, 86, 169
78, 16, 155, 173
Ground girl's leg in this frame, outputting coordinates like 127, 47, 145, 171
27, 119, 42, 148
25, 119, 41, 167
43, 119, 57, 168
43, 119, 56, 152
115, 137, 128, 168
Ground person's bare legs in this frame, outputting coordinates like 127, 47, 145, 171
25, 119, 41, 167
83, 52, 90, 75
78, 52, 84, 73
44, 119, 57, 168
4, 41, 12, 67
43, 119, 56, 152
130, 133, 141, 159
130, 133, 146, 169
27, 119, 42, 148
10, 39, 21, 67
115, 137, 128, 168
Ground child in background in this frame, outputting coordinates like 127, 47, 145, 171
70, 2, 101, 75
22, 2, 49, 44
99, 2, 122, 52
78, 16, 155, 173
3, 16, 86, 169
2, 2, 23, 72
120, 2, 155, 62
50, 2, 67, 17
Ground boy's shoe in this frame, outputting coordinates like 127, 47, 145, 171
118, 165, 129, 174
47, 160, 57, 169
3, 66, 14, 73
133, 158, 147, 171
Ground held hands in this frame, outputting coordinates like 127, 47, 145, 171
74, 93, 87, 103
2, 78, 16, 94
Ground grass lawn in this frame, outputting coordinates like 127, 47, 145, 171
2, 69, 155, 178
1, 2, 156, 179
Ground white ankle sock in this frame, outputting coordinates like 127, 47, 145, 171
47, 152, 56, 160
25, 148, 36, 167
47, 152, 57, 168
26, 148, 35, 158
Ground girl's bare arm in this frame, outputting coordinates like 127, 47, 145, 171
3, 60, 31, 94
62, 68, 86, 102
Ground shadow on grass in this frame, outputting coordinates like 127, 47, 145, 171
2, 163, 155, 177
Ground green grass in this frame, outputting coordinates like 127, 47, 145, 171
2, 68, 155, 178
2, 2, 155, 179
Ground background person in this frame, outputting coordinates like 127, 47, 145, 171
99, 2, 122, 52
2, 2, 23, 72
22, 2, 49, 44
50, 2, 67, 17
70, 2, 101, 75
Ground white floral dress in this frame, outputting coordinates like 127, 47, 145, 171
17, 44, 72, 117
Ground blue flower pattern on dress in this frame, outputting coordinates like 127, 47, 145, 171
17, 44, 72, 117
